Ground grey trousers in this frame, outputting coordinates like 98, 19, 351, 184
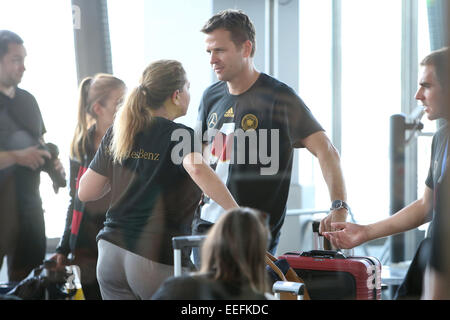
97, 239, 173, 300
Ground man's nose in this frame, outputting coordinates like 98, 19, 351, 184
210, 52, 218, 65
415, 87, 423, 101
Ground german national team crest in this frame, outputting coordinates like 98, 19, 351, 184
241, 113, 258, 131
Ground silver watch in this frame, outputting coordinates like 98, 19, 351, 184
330, 200, 350, 211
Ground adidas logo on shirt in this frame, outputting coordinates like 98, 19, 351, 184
224, 107, 234, 118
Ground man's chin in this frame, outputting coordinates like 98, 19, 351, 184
215, 71, 229, 82
426, 112, 439, 121
9, 79, 22, 87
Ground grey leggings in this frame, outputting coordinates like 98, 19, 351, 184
97, 239, 174, 300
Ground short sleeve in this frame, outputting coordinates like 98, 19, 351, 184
89, 127, 113, 177
277, 85, 324, 148
426, 134, 439, 189
170, 125, 203, 172
196, 91, 209, 141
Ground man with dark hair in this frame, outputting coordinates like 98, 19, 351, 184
0, 30, 65, 282
422, 46, 450, 299
0, 31, 50, 171
193, 9, 349, 257
324, 47, 450, 299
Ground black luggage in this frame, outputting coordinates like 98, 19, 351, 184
2, 260, 82, 300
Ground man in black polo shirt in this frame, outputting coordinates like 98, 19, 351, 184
0, 30, 65, 282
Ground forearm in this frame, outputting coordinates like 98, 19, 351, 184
0, 151, 17, 170
183, 153, 238, 210
366, 198, 430, 241
318, 146, 347, 202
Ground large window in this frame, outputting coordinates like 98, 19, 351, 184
297, 0, 333, 209
108, 0, 213, 128
340, 0, 402, 225
0, 1, 78, 238
299, 0, 431, 226
416, 0, 432, 231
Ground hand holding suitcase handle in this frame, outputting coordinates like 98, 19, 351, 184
312, 220, 334, 250
312, 220, 354, 256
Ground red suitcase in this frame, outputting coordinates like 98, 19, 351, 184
278, 250, 382, 300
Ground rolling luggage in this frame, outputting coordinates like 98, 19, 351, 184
277, 220, 382, 300
278, 250, 381, 300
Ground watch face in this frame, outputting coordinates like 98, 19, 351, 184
333, 200, 342, 209
331, 200, 349, 210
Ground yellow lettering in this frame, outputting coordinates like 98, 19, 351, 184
129, 150, 160, 160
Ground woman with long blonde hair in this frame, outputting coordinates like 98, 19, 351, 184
52, 73, 125, 300
78, 60, 238, 300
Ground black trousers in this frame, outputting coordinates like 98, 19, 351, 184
394, 237, 431, 300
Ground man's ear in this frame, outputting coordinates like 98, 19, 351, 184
242, 40, 253, 58
172, 90, 180, 105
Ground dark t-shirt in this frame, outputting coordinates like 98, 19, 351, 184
151, 273, 267, 300
194, 73, 323, 243
427, 123, 450, 272
90, 117, 202, 266
0, 88, 46, 215
430, 166, 450, 273
425, 123, 450, 235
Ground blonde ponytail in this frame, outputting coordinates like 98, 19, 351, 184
110, 60, 187, 164
71, 77, 94, 161
110, 87, 153, 163
71, 74, 125, 162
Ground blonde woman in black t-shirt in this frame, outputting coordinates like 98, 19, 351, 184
78, 60, 238, 300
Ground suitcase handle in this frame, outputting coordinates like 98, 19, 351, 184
300, 250, 347, 259
172, 235, 207, 250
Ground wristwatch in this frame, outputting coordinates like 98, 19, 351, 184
330, 200, 350, 211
